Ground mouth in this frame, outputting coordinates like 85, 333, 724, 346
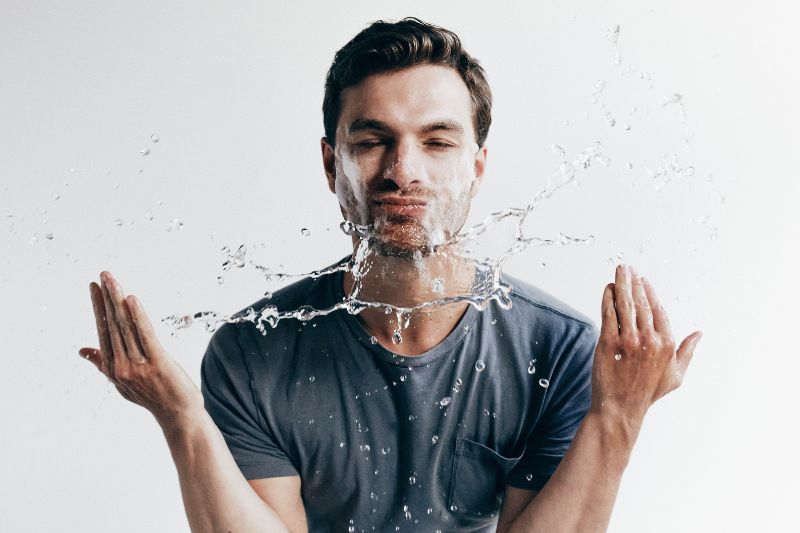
371, 196, 428, 217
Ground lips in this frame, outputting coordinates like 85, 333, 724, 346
372, 196, 428, 217
372, 196, 428, 206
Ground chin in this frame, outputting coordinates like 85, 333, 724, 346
369, 223, 434, 258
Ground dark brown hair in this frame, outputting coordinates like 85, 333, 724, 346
322, 17, 492, 148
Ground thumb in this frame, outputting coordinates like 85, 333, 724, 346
78, 347, 104, 373
675, 331, 703, 376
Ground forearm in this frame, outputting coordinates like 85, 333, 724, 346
504, 410, 640, 533
159, 409, 289, 533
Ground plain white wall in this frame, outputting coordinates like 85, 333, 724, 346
1, 1, 798, 531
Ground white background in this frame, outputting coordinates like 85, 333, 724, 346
1, 1, 798, 531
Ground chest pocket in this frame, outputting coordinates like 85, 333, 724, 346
448, 436, 525, 518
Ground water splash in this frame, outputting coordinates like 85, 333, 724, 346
164, 142, 605, 337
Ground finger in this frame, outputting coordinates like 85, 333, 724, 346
614, 264, 636, 335
127, 294, 165, 361
676, 331, 703, 376
103, 273, 147, 364
89, 282, 115, 375
641, 277, 672, 335
78, 347, 104, 372
100, 274, 130, 372
599, 282, 619, 343
630, 267, 654, 332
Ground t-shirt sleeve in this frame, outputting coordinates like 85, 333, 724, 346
200, 323, 299, 479
506, 323, 598, 491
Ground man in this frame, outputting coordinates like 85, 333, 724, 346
80, 17, 702, 533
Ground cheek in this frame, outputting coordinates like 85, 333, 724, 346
335, 149, 373, 220
429, 154, 476, 202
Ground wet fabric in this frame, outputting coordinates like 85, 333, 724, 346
201, 264, 598, 532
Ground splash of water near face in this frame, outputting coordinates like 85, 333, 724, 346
163, 142, 602, 338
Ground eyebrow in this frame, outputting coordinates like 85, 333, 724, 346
347, 118, 465, 136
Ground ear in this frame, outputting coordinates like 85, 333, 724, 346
469, 144, 488, 198
321, 137, 336, 194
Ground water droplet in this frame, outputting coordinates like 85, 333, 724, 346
475, 360, 486, 372
150, 133, 160, 143
431, 435, 439, 444
539, 378, 550, 388
491, 319, 497, 325
52, 193, 60, 201
431, 277, 445, 293
45, 232, 54, 240
606, 24, 620, 43
166, 218, 184, 231
626, 162, 634, 170
381, 447, 390, 455
301, 228, 310, 236
139, 148, 150, 156
115, 218, 123, 227
614, 353, 622, 361
427, 508, 433, 515
399, 374, 407, 382
360, 444, 370, 452
216, 276, 224, 285
339, 441, 345, 448
439, 396, 451, 407
661, 93, 683, 106
145, 210, 154, 221
369, 336, 378, 345
527, 361, 536, 374
309, 376, 315, 382
450, 505, 458, 512
525, 473, 533, 481
483, 408, 490, 416
409, 475, 416, 485
391, 330, 403, 344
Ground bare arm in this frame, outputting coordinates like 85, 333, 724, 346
498, 265, 702, 533
161, 409, 301, 532
80, 271, 305, 533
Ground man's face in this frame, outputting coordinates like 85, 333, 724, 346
322, 64, 487, 257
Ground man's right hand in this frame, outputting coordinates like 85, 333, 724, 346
79, 271, 205, 429
590, 264, 703, 438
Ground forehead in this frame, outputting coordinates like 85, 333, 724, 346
338, 64, 474, 137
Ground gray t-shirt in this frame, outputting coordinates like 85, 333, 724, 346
201, 264, 598, 532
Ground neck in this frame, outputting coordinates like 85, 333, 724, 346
343, 241, 475, 356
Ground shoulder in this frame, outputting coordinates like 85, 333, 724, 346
500, 272, 596, 332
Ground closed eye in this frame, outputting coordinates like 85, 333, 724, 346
355, 140, 386, 148
427, 141, 455, 150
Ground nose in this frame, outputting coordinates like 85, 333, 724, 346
382, 140, 425, 188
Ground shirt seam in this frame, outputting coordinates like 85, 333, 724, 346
508, 290, 595, 329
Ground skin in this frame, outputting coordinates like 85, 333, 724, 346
81, 64, 702, 532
